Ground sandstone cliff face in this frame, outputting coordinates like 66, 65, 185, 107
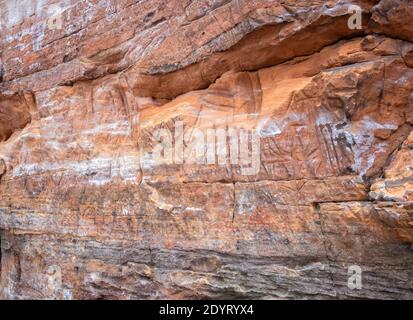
0, 0, 412, 300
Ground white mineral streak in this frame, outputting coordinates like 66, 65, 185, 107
12, 155, 140, 185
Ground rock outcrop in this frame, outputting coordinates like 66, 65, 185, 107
0, 0, 412, 299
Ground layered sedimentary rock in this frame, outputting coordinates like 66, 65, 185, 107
0, 0, 412, 299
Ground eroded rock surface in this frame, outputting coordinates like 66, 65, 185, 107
0, 0, 412, 299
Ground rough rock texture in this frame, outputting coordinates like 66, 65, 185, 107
0, 0, 412, 299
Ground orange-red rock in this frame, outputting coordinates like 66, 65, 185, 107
0, 0, 412, 300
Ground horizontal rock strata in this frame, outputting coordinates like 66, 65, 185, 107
0, 0, 412, 299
